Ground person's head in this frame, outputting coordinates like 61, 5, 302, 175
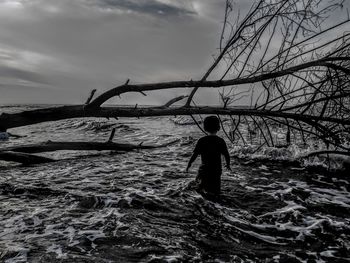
204, 116, 220, 134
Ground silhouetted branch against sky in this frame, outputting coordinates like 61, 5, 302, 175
187, 0, 350, 105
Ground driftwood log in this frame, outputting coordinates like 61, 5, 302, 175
0, 140, 179, 164
0, 151, 55, 165
1, 140, 179, 153
1, 104, 349, 131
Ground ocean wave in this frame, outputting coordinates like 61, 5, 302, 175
230, 144, 350, 172
1, 110, 350, 262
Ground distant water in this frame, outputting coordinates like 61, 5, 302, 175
0, 105, 349, 262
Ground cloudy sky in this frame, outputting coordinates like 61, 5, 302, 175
1, 0, 348, 106
0, 0, 231, 105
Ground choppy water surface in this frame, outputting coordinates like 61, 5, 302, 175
0, 105, 349, 262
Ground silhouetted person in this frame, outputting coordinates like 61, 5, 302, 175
186, 116, 230, 196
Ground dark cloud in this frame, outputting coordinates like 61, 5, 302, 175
0, 65, 49, 85
88, 0, 196, 17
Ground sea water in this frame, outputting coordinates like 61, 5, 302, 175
0, 105, 349, 262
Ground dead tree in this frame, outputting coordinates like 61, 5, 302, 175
2, 140, 179, 154
0, 0, 349, 163
198, 0, 350, 154
0, 138, 179, 164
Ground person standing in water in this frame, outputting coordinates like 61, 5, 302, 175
186, 116, 230, 196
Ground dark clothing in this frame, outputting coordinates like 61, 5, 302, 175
193, 135, 229, 171
196, 165, 222, 195
191, 135, 230, 195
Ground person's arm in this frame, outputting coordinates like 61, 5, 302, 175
222, 140, 231, 170
186, 140, 200, 172
186, 152, 199, 172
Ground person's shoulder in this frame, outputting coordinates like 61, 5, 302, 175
216, 136, 227, 145
195, 136, 205, 144
194, 136, 207, 150
198, 136, 208, 142
197, 135, 215, 144
215, 135, 225, 142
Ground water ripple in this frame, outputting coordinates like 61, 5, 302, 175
0, 105, 349, 262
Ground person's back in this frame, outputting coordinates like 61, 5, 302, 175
186, 116, 230, 196
195, 135, 228, 171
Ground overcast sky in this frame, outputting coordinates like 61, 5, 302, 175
0, 0, 232, 105
0, 0, 349, 106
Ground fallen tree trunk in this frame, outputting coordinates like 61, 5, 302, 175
300, 150, 350, 158
1, 105, 349, 131
1, 139, 179, 153
86, 57, 350, 108
0, 151, 54, 164
0, 57, 349, 131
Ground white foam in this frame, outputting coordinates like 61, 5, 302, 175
320, 250, 337, 257
46, 244, 67, 259
258, 201, 307, 218
3, 245, 29, 263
